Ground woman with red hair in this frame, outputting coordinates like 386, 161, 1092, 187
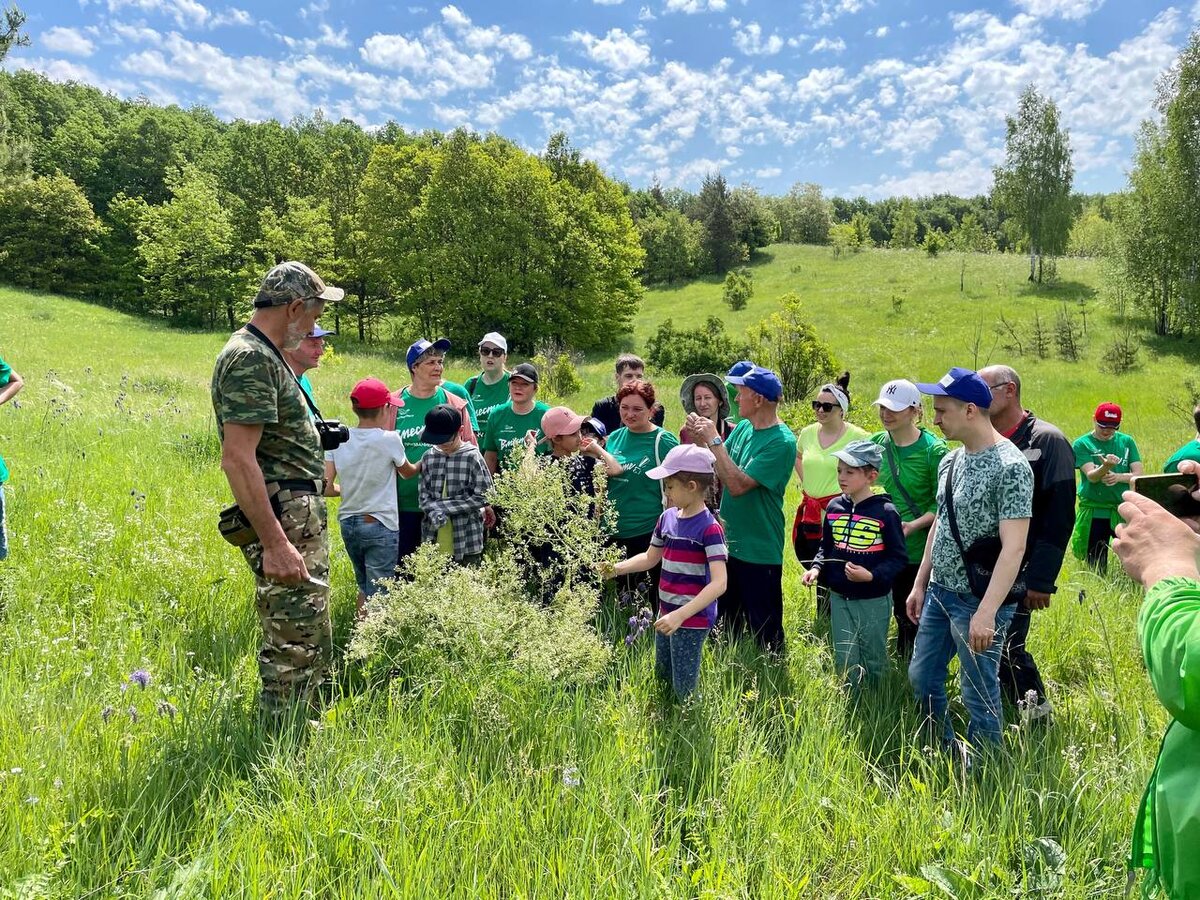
606, 380, 679, 603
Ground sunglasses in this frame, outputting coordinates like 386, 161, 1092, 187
1096, 422, 1120, 430
479, 346, 504, 357
812, 401, 839, 413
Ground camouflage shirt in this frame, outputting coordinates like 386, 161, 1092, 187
211, 328, 323, 483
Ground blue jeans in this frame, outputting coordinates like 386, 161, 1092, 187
654, 627, 709, 699
340, 515, 399, 597
908, 583, 1017, 748
0, 484, 7, 561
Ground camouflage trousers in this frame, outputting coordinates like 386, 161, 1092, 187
240, 493, 332, 717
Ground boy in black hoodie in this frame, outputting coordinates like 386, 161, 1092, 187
803, 440, 908, 689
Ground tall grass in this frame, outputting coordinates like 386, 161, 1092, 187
0, 246, 1193, 896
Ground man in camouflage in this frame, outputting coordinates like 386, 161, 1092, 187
211, 261, 343, 718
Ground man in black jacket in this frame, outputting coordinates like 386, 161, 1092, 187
979, 365, 1076, 723
590, 353, 665, 435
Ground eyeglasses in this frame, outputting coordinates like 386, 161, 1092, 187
479, 347, 504, 357
987, 381, 1013, 392
812, 401, 838, 413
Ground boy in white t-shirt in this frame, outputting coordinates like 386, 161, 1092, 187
324, 378, 419, 616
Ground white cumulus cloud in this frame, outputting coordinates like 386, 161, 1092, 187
1012, 0, 1104, 20
665, 0, 727, 14
41, 26, 96, 57
812, 36, 846, 53
570, 28, 651, 72
732, 21, 784, 56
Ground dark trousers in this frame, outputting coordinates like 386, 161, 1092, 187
794, 533, 830, 618
397, 510, 424, 564
719, 556, 785, 652
1086, 517, 1114, 574
615, 532, 661, 611
890, 563, 921, 659
1000, 603, 1047, 707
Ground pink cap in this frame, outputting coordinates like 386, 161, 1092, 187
350, 377, 404, 409
541, 406, 586, 439
646, 443, 716, 479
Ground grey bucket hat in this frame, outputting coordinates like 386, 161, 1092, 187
680, 373, 730, 419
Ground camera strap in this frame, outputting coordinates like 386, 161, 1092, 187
244, 322, 326, 422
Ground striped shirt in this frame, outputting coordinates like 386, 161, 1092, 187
650, 507, 728, 629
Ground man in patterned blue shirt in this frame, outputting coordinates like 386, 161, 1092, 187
906, 367, 1033, 755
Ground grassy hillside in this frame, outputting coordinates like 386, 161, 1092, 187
0, 248, 1195, 897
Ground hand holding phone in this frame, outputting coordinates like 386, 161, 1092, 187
1130, 472, 1200, 519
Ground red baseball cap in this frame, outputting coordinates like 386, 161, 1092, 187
1094, 402, 1122, 427
350, 377, 404, 410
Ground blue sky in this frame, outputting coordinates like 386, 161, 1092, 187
9, 0, 1198, 197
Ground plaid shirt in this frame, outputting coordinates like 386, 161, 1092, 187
418, 444, 492, 560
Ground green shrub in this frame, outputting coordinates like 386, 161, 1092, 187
348, 454, 616, 691
532, 351, 584, 399
646, 316, 751, 376
723, 267, 753, 311
745, 292, 838, 403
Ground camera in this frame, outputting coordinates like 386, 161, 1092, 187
316, 418, 350, 451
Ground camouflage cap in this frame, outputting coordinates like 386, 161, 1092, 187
253, 261, 345, 308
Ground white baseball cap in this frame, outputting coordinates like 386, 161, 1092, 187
478, 332, 508, 353
872, 379, 922, 412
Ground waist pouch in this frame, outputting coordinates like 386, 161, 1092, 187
217, 479, 320, 547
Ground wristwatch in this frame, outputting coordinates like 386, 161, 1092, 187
709, 435, 723, 447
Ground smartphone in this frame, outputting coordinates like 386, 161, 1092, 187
1131, 473, 1200, 518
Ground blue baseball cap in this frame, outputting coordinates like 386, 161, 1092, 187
726, 360, 755, 380
308, 325, 335, 339
406, 337, 452, 371
727, 365, 783, 402
915, 366, 992, 408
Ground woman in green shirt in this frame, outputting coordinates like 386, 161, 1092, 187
868, 378, 948, 657
793, 372, 867, 617
606, 380, 679, 605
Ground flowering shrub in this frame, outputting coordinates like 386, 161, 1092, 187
348, 546, 611, 691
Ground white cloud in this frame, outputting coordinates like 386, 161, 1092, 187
360, 7, 531, 93
638, 6, 656, 20
664, 0, 727, 14
755, 166, 782, 177
111, 22, 165, 44
873, 25, 889, 37
806, 0, 870, 28
1012, 0, 1104, 21
278, 22, 350, 52
570, 27, 651, 72
732, 21, 784, 56
106, 0, 212, 29
210, 7, 253, 27
812, 36, 846, 53
41, 26, 96, 57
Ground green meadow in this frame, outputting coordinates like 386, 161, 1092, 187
1, 244, 1197, 897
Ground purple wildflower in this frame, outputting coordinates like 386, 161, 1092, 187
100, 705, 114, 723
127, 706, 139, 723
129, 669, 151, 689
157, 700, 177, 719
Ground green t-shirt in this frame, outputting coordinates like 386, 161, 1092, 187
481, 401, 551, 470
1073, 430, 1141, 508
466, 372, 511, 433
211, 329, 323, 484
797, 422, 869, 497
0, 355, 10, 483
720, 420, 797, 565
1164, 439, 1200, 474
870, 427, 949, 562
442, 380, 479, 433
606, 426, 679, 539
394, 386, 462, 512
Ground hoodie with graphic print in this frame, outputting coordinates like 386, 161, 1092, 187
813, 492, 908, 600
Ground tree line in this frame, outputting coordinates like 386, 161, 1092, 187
3, 16, 1200, 344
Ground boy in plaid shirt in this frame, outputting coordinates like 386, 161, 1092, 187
418, 404, 492, 564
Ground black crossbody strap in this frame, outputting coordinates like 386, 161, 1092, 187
885, 438, 922, 519
244, 323, 325, 421
942, 453, 968, 556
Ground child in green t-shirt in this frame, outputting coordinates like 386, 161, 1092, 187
1071, 402, 1143, 573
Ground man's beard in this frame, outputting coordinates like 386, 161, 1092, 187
282, 320, 307, 351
